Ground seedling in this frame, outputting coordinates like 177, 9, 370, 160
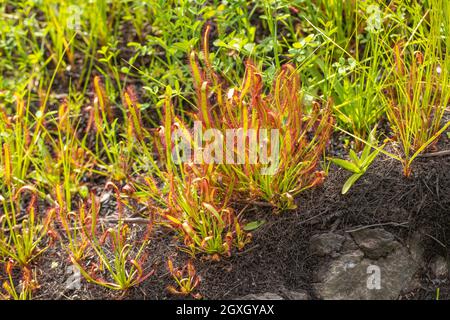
167, 259, 201, 299
331, 128, 383, 194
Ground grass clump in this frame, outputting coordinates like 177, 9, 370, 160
382, 0, 450, 176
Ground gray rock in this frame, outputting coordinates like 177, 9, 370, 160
351, 228, 398, 259
407, 233, 426, 267
313, 246, 418, 300
238, 292, 284, 300
313, 249, 364, 295
431, 256, 448, 279
341, 234, 359, 252
401, 274, 422, 293
310, 233, 346, 256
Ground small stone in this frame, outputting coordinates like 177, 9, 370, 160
99, 192, 111, 203
237, 292, 284, 300
351, 228, 398, 259
431, 256, 448, 279
282, 289, 310, 300
310, 233, 346, 256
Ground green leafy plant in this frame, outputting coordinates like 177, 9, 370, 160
331, 128, 383, 194
329, 46, 386, 146
307, 1, 394, 145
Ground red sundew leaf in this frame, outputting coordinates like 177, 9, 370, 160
393, 43, 405, 76
124, 89, 144, 141
187, 260, 196, 278
201, 22, 213, 79
93, 76, 112, 122
289, 6, 300, 14
167, 285, 185, 296
167, 259, 174, 274
182, 222, 196, 238
210, 254, 221, 262
188, 51, 205, 92
130, 259, 143, 278
5, 259, 14, 275
415, 51, 424, 65
139, 269, 155, 283
84, 106, 94, 134
199, 81, 213, 128
165, 214, 182, 226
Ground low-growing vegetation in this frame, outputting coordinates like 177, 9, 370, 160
0, 0, 449, 300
